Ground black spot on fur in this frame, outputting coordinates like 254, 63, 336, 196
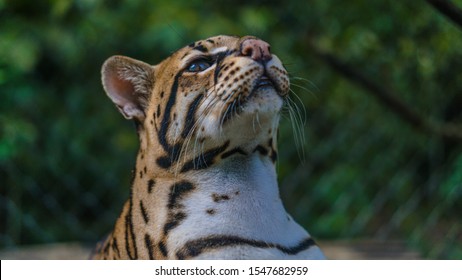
147, 179, 155, 193
156, 156, 172, 169
212, 194, 230, 203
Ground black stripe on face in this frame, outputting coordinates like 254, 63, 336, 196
147, 179, 155, 193
139, 200, 149, 224
175, 235, 316, 259
213, 51, 232, 85
181, 94, 204, 138
157, 71, 184, 164
180, 141, 230, 173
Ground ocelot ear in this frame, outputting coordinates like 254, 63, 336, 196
101, 55, 155, 121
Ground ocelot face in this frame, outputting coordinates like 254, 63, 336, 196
149, 35, 290, 146
102, 35, 290, 169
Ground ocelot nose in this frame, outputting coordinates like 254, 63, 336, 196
240, 37, 272, 63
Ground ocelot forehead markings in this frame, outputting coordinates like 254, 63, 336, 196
210, 46, 229, 54
192, 45, 208, 53
182, 36, 232, 58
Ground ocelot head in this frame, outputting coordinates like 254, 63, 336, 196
101, 35, 290, 173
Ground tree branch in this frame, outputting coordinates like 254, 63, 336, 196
308, 42, 462, 141
426, 0, 462, 29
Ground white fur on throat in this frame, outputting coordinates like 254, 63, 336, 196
167, 153, 326, 259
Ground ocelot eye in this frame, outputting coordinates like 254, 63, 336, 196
187, 59, 212, 72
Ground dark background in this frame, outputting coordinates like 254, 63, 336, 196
1, 0, 461, 259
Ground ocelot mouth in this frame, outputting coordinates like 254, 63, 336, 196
222, 74, 280, 124
246, 74, 276, 101
255, 74, 275, 90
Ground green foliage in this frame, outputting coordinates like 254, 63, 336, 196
1, 0, 461, 258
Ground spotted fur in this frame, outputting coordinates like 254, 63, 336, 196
91, 35, 325, 260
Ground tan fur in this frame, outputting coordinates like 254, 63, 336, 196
92, 35, 325, 260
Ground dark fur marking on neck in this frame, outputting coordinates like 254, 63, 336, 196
176, 236, 316, 259
124, 210, 138, 259
253, 145, 269, 156
163, 212, 186, 235
158, 241, 168, 257
112, 237, 121, 258
144, 234, 155, 260
270, 150, 278, 162
180, 141, 230, 173
158, 181, 195, 258
220, 147, 247, 159
125, 185, 138, 259
212, 193, 230, 203
167, 181, 195, 209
